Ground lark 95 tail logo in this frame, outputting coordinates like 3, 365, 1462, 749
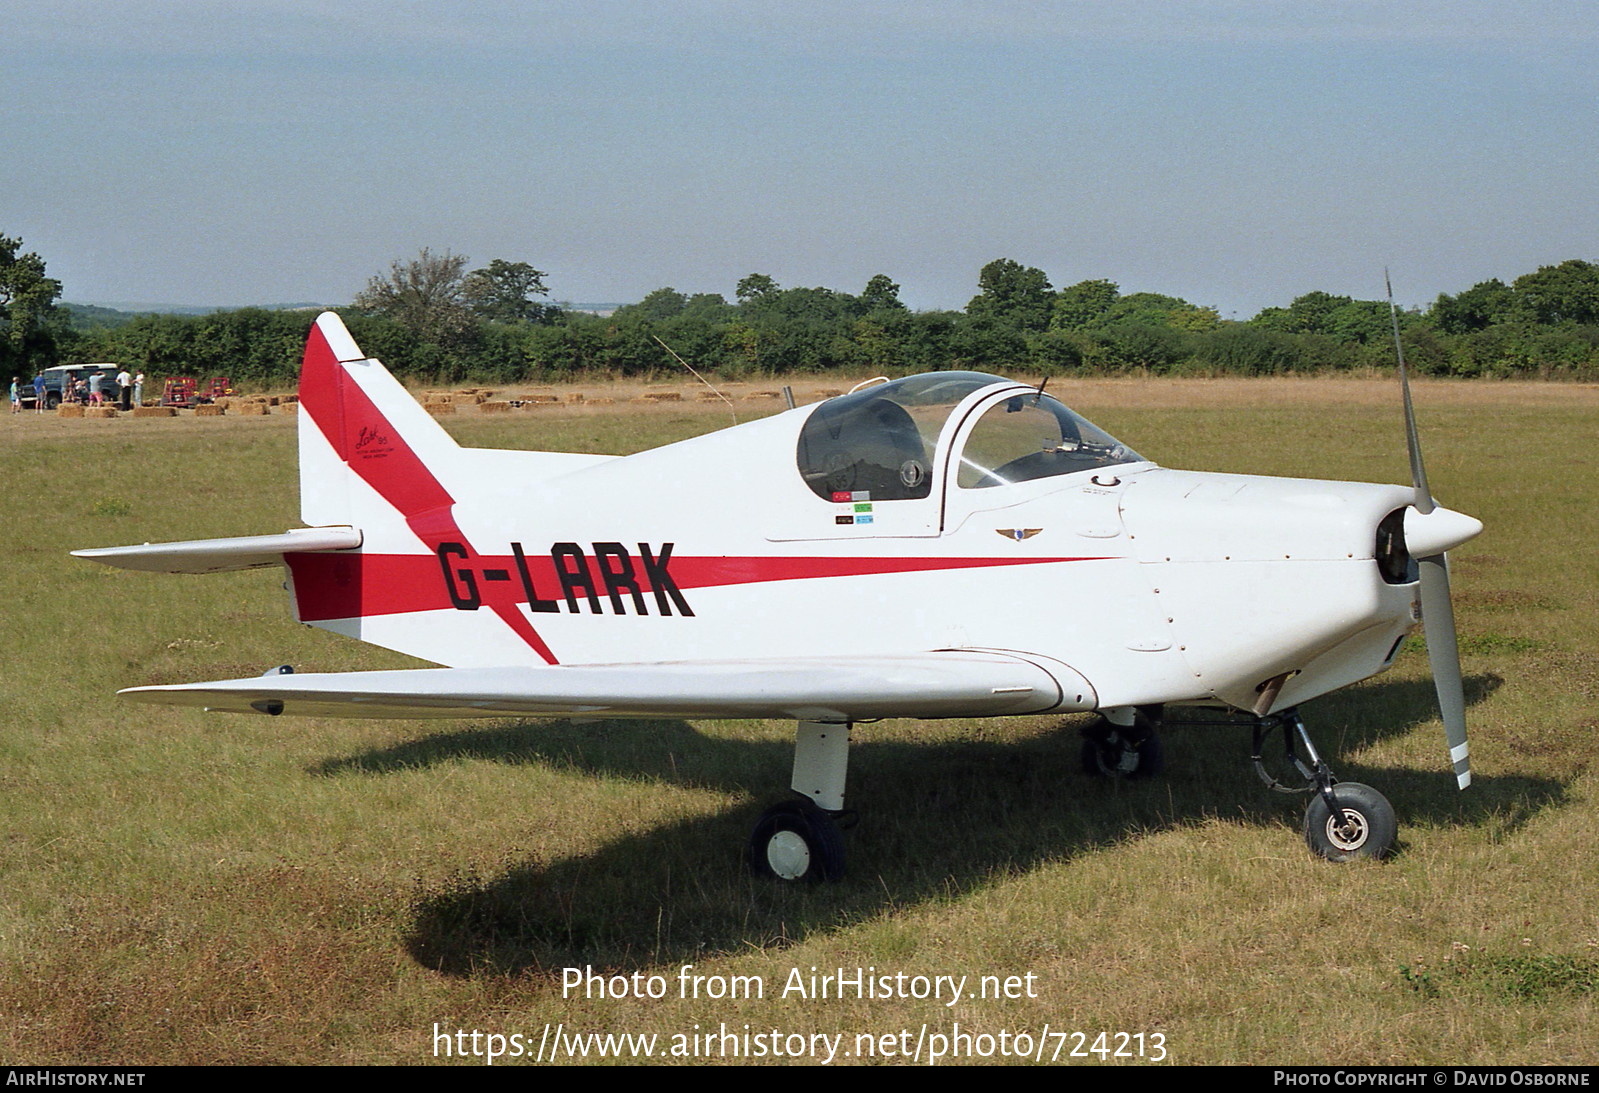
437, 541, 694, 616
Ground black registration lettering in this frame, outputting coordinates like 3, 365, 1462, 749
510, 542, 560, 613
638, 542, 694, 617
552, 543, 602, 613
436, 542, 481, 611
592, 542, 649, 615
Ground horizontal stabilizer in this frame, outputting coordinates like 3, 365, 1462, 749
119, 651, 1095, 722
72, 526, 361, 574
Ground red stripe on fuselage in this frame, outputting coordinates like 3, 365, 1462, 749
286, 550, 1108, 623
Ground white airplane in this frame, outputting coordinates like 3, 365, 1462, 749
76, 311, 1482, 879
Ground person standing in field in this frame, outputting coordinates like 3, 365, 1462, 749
9, 378, 19, 414
88, 371, 104, 405
116, 368, 132, 411
33, 373, 45, 413
133, 372, 145, 407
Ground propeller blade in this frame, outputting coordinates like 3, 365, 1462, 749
1388, 271, 1469, 789
1387, 269, 1435, 512
1418, 554, 1471, 788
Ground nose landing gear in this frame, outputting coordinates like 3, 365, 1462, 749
1254, 708, 1397, 861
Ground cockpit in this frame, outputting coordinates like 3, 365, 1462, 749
796, 371, 1141, 501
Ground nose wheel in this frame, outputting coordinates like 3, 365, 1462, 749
1303, 782, 1396, 861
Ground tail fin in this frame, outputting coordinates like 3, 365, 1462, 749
297, 312, 462, 532
289, 312, 604, 667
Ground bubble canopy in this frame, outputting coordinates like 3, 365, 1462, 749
796, 371, 1143, 502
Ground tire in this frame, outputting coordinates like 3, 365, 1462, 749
1080, 720, 1164, 779
748, 800, 846, 882
1304, 782, 1396, 862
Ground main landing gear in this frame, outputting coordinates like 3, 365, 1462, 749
748, 721, 852, 882
1079, 706, 1165, 779
1253, 707, 1397, 861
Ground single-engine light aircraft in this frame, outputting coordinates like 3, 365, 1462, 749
77, 312, 1482, 879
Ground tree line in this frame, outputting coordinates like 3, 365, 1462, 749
8, 234, 1599, 385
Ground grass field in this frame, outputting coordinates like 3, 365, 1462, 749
2, 376, 1595, 1065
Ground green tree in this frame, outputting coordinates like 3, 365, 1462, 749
736, 273, 778, 302
1253, 291, 1353, 336
1052, 279, 1119, 330
1431, 279, 1519, 333
621, 287, 688, 321
353, 248, 475, 345
463, 258, 555, 323
860, 274, 905, 312
967, 259, 1053, 331
1098, 291, 1218, 332
0, 233, 65, 374
1512, 260, 1599, 326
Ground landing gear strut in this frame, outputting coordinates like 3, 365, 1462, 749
1253, 707, 1396, 861
749, 720, 852, 882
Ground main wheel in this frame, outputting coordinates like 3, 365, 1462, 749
1080, 719, 1164, 779
1303, 782, 1396, 861
748, 800, 846, 882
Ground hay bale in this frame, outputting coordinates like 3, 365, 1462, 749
816, 389, 844, 397
87, 406, 118, 418
266, 396, 280, 406
568, 392, 585, 403
587, 396, 615, 405
237, 402, 269, 416
643, 391, 682, 402
133, 406, 176, 418
56, 404, 85, 418
280, 401, 298, 414
744, 391, 782, 400
195, 405, 226, 416
281, 394, 298, 404
424, 402, 455, 416
478, 401, 511, 413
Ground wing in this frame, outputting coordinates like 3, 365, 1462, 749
119, 650, 1095, 722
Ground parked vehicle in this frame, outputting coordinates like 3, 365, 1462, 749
19, 364, 122, 410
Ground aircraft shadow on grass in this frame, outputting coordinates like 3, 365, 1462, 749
313, 671, 1563, 978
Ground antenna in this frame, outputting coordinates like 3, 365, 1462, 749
652, 335, 737, 425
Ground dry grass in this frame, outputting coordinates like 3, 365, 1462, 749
1, 374, 1595, 1065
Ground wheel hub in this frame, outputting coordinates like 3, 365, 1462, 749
765, 831, 812, 880
1325, 809, 1370, 852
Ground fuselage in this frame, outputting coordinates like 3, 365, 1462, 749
285, 373, 1470, 718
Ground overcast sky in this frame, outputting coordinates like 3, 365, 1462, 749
6, 1, 1595, 316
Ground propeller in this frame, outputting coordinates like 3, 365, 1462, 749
1388, 272, 1477, 789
